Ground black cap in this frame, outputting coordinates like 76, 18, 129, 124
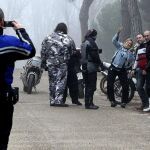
0, 8, 4, 21
85, 29, 97, 39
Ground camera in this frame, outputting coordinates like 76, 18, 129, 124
4, 21, 14, 27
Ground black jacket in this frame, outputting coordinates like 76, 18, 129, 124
81, 37, 103, 73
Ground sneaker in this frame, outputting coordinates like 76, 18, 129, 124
143, 107, 150, 112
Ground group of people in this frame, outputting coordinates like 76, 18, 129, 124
1, 6, 150, 150
107, 27, 150, 112
41, 23, 103, 110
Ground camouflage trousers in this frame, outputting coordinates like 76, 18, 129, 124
48, 64, 68, 104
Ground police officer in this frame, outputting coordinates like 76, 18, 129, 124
81, 29, 103, 109
41, 23, 71, 107
107, 27, 135, 108
0, 8, 35, 150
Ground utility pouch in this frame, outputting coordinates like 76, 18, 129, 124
11, 87, 19, 105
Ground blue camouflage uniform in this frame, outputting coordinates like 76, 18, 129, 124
41, 32, 71, 105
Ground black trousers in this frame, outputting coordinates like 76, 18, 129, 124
63, 69, 79, 103
84, 72, 97, 106
107, 68, 129, 103
0, 99, 14, 150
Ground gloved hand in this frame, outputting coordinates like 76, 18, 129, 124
100, 63, 105, 71
82, 64, 88, 74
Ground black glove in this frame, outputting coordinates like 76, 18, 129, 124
82, 64, 88, 74
100, 63, 105, 71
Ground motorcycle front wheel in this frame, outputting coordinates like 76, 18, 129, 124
100, 76, 107, 95
100, 77, 135, 103
23, 85, 28, 92
27, 74, 35, 94
114, 79, 135, 103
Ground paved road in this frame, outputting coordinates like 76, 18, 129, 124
8, 69, 150, 150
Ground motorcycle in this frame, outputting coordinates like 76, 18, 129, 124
100, 62, 136, 103
20, 56, 43, 94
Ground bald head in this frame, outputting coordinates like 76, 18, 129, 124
144, 30, 150, 42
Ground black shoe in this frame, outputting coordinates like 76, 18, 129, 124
121, 103, 126, 108
110, 101, 117, 107
72, 101, 82, 105
85, 105, 99, 109
50, 103, 69, 107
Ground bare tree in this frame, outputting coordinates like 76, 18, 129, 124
121, 0, 131, 40
79, 0, 94, 41
128, 0, 142, 38
121, 0, 142, 40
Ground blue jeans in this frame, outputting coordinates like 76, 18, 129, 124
136, 68, 149, 107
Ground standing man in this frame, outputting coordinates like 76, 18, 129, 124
107, 27, 135, 108
63, 46, 82, 105
132, 34, 150, 111
0, 8, 35, 150
81, 29, 103, 109
142, 30, 150, 111
41, 23, 72, 107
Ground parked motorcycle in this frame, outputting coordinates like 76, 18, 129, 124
100, 62, 136, 103
20, 56, 43, 94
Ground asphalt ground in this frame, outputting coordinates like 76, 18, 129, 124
8, 69, 150, 150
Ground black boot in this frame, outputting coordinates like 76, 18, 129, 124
85, 97, 90, 108
72, 101, 82, 105
85, 97, 99, 109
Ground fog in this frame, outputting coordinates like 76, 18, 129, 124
0, 0, 115, 67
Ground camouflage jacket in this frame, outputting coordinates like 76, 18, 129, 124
41, 32, 76, 68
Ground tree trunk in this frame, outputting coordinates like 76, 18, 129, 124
79, 0, 94, 41
121, 0, 131, 40
128, 0, 142, 38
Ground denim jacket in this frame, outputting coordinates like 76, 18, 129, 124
111, 34, 135, 70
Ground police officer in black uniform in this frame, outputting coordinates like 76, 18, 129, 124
0, 8, 35, 149
63, 47, 82, 105
81, 29, 103, 109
